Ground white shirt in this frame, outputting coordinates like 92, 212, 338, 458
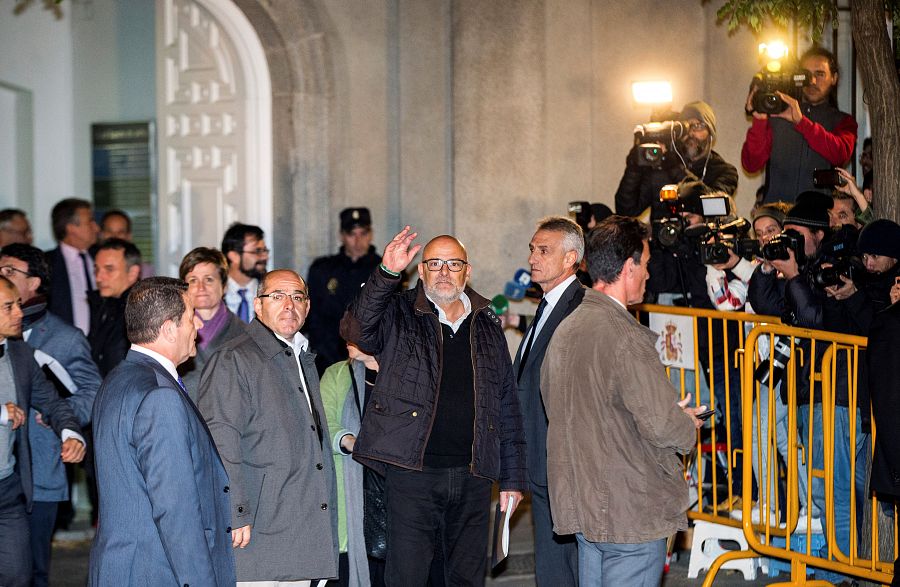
60, 242, 95, 336
425, 292, 472, 334
224, 276, 258, 322
517, 274, 577, 362
130, 344, 181, 386
275, 331, 313, 414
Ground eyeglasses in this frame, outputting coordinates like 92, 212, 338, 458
688, 122, 708, 132
241, 247, 270, 256
0, 265, 31, 279
258, 291, 308, 303
423, 258, 468, 272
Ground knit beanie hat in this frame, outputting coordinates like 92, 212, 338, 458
858, 219, 900, 259
783, 197, 831, 231
680, 101, 717, 141
751, 202, 789, 228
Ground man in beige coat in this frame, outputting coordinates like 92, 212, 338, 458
541, 215, 705, 586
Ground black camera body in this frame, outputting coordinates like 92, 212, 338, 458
633, 121, 686, 167
694, 218, 755, 265
751, 68, 810, 115
655, 216, 687, 248
761, 228, 806, 265
807, 225, 865, 289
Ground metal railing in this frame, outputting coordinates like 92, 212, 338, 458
632, 304, 897, 585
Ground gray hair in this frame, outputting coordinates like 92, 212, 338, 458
536, 216, 584, 264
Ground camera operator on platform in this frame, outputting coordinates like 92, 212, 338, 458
615, 101, 738, 220
742, 47, 857, 204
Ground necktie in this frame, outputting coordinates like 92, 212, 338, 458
177, 376, 186, 391
237, 288, 250, 322
0, 343, 5, 359
518, 298, 548, 381
79, 252, 94, 293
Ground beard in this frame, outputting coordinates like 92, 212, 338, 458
241, 262, 267, 281
424, 281, 464, 306
680, 136, 710, 162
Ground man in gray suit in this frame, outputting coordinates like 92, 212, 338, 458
511, 217, 584, 586
88, 277, 235, 586
0, 243, 101, 587
0, 275, 85, 587
199, 269, 338, 586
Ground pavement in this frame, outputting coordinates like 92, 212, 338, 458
49, 496, 794, 586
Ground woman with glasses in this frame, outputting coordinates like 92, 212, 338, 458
177, 247, 247, 400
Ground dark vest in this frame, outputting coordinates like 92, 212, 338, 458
764, 101, 849, 204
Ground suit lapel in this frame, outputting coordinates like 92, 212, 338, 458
522, 280, 585, 372
128, 350, 227, 467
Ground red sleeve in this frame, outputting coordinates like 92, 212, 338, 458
794, 113, 858, 166
741, 117, 772, 173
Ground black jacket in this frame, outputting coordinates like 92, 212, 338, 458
868, 302, 900, 498
88, 289, 131, 377
339, 268, 527, 491
614, 146, 738, 220
306, 245, 382, 373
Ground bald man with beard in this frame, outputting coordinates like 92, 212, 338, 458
340, 228, 526, 587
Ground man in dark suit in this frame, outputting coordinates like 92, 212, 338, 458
88, 277, 235, 586
199, 269, 338, 585
0, 243, 100, 587
45, 198, 99, 335
0, 275, 85, 587
512, 216, 584, 586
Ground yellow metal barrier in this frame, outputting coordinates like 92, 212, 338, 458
733, 324, 895, 585
631, 305, 897, 584
632, 304, 781, 527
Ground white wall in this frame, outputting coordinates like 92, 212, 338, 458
0, 7, 75, 248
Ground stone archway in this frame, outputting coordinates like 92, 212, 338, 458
231, 0, 336, 273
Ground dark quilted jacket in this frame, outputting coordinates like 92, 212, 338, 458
340, 267, 527, 491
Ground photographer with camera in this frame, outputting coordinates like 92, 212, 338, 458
856, 220, 900, 313
748, 195, 871, 583
742, 47, 857, 204
615, 101, 738, 220
703, 197, 756, 312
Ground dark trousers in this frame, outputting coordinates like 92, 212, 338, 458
530, 482, 578, 586
0, 472, 32, 587
28, 501, 58, 587
385, 466, 491, 587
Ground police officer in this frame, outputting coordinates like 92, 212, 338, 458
307, 208, 382, 373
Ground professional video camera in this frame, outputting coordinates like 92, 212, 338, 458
750, 68, 810, 114
685, 194, 759, 265
761, 229, 806, 266
652, 184, 686, 247
632, 121, 686, 167
807, 225, 865, 289
749, 41, 810, 115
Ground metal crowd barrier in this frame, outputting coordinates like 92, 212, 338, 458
631, 305, 897, 585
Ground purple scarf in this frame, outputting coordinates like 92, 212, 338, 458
196, 302, 230, 351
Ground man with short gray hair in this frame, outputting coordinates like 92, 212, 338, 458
513, 216, 584, 586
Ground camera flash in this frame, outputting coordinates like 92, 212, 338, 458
632, 81, 673, 105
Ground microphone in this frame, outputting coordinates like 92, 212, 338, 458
503, 269, 532, 300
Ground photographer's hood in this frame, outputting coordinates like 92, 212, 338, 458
680, 101, 717, 142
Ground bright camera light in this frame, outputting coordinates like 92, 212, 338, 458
632, 81, 673, 105
759, 41, 789, 61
